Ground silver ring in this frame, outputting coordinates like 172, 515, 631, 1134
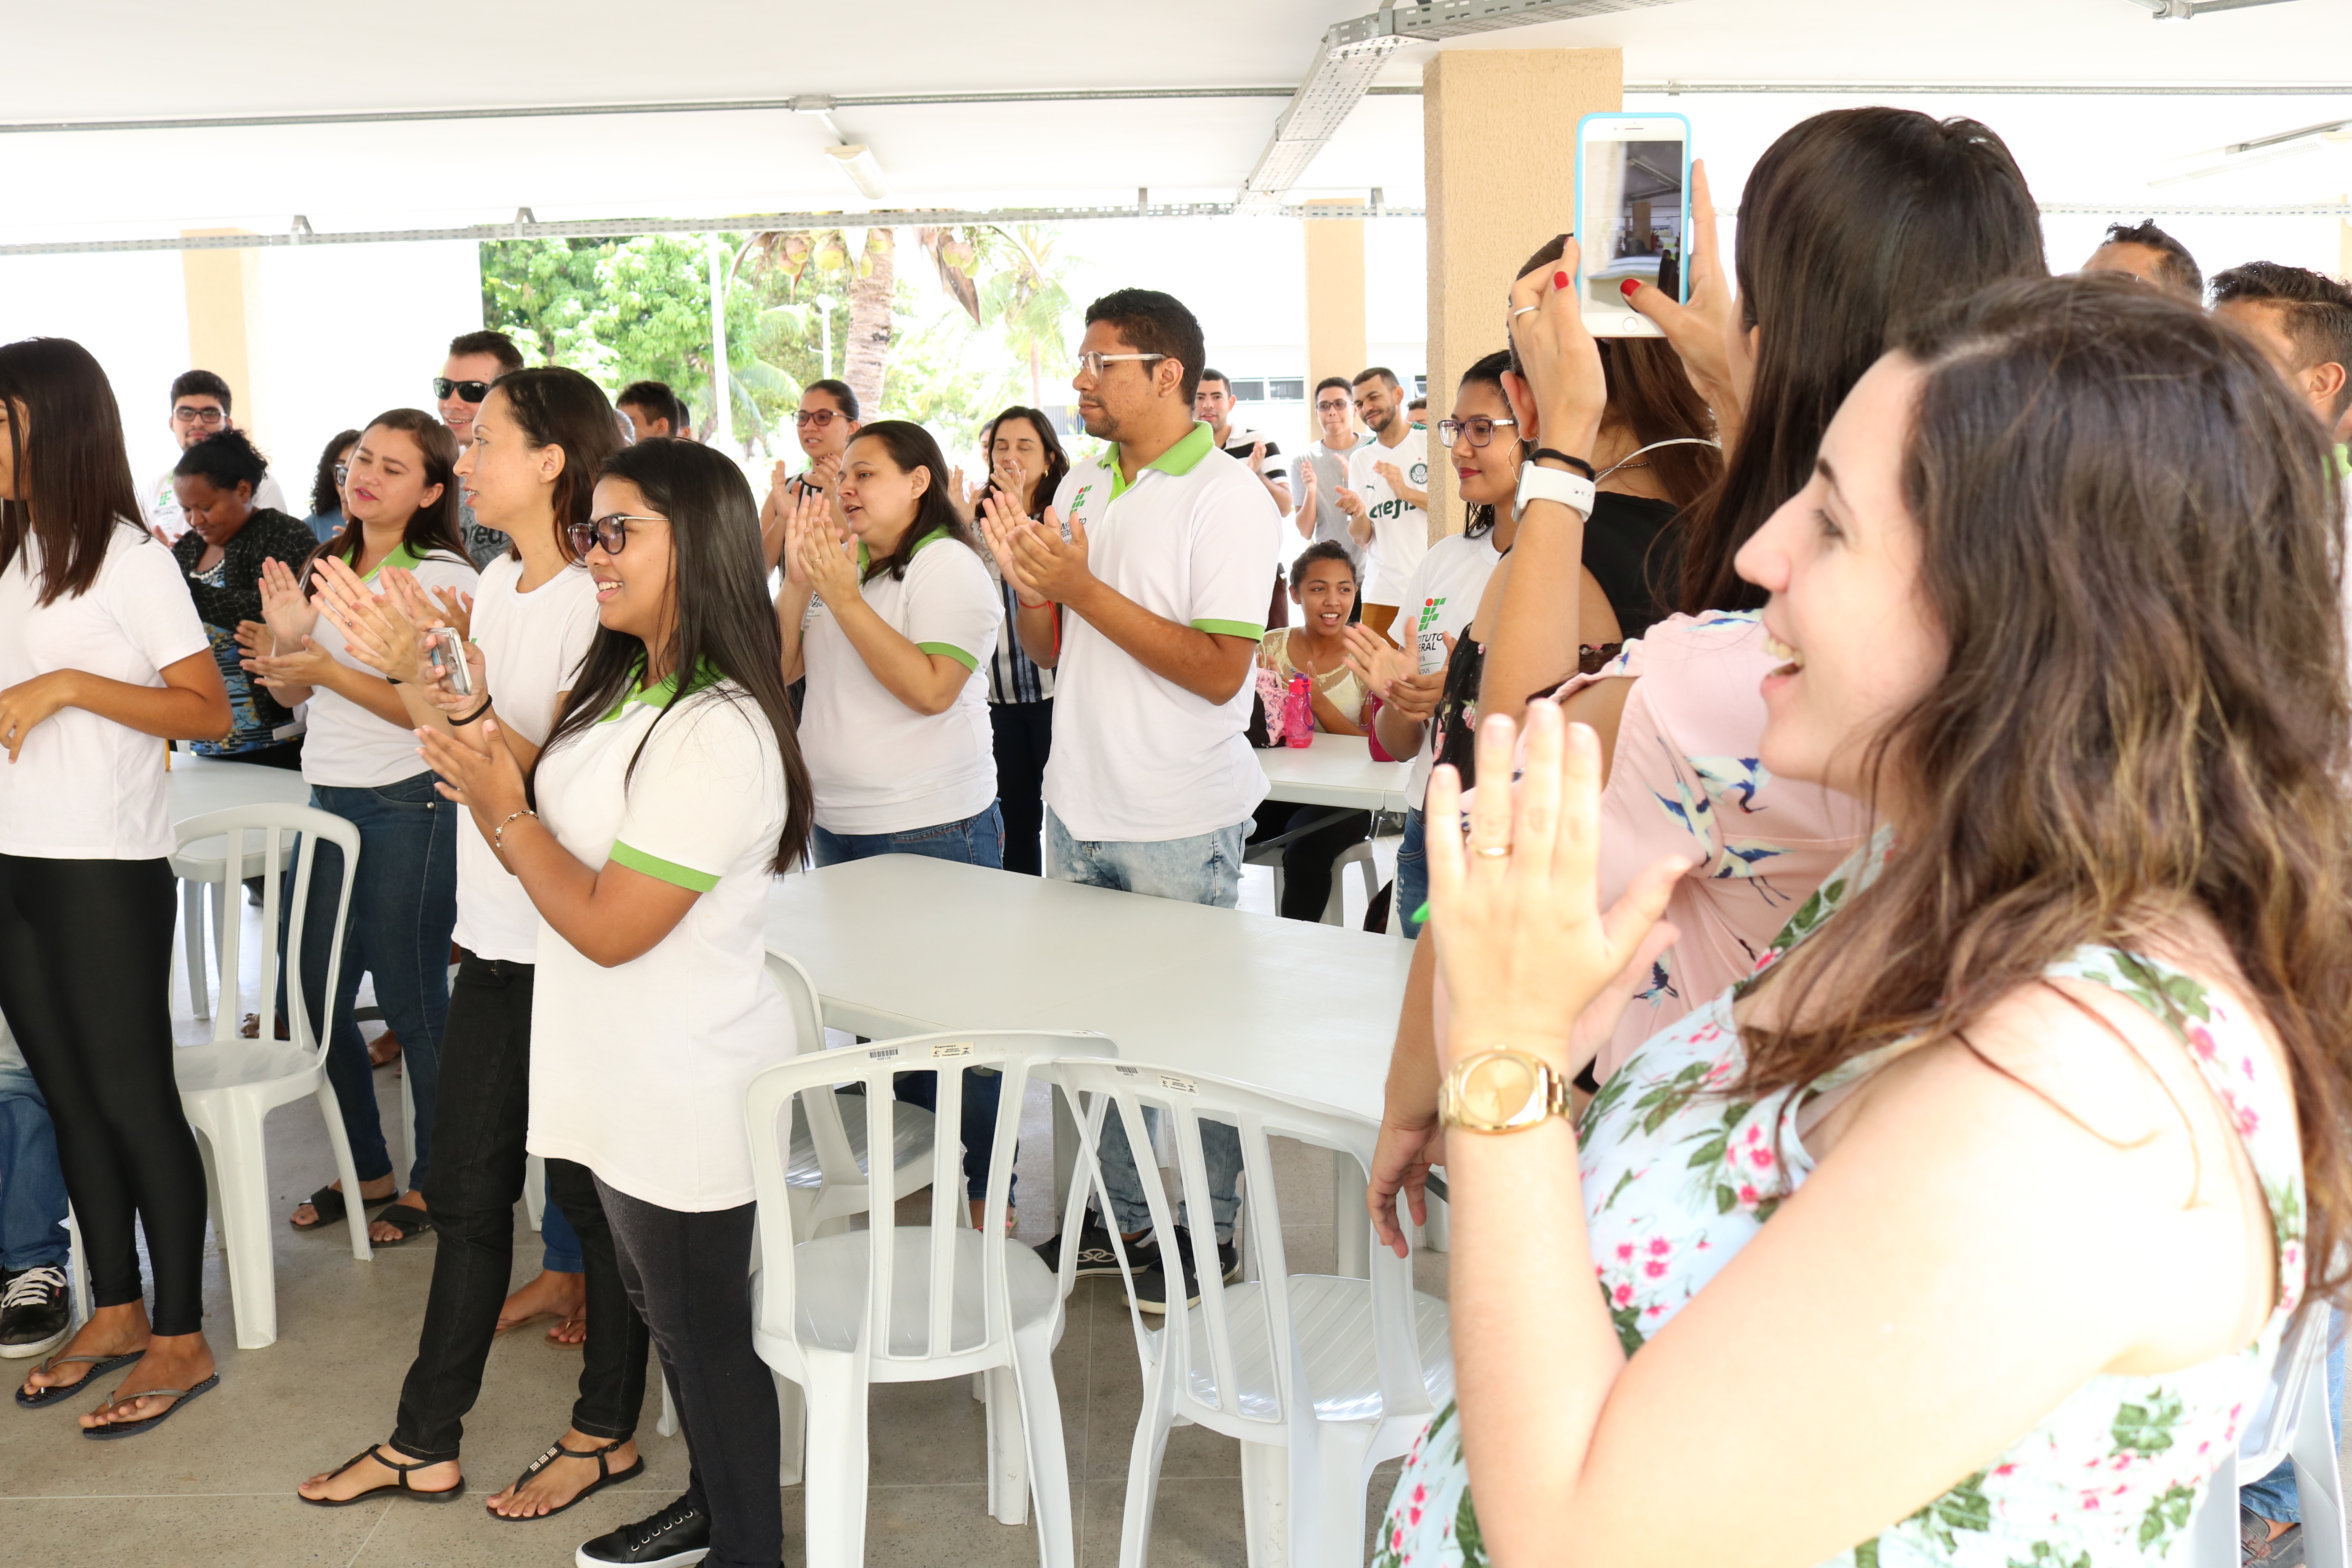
1472, 842, 1513, 859
1510, 305, 1539, 319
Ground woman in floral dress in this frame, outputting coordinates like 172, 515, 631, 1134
1379, 274, 2352, 1567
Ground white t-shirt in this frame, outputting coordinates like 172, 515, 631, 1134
453, 555, 600, 964
299, 544, 480, 788
0, 524, 210, 860
1394, 531, 1506, 806
1044, 422, 1280, 842
1350, 425, 1432, 607
528, 677, 793, 1211
800, 530, 1002, 835
143, 466, 287, 544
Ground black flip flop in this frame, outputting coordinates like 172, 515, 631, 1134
298, 1443, 466, 1507
492, 1436, 644, 1521
82, 1372, 220, 1440
370, 1202, 435, 1246
292, 1182, 396, 1232
15, 1350, 142, 1410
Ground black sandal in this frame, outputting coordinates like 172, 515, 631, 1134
15, 1350, 143, 1410
492, 1436, 644, 1521
370, 1202, 435, 1246
291, 1182, 396, 1232
298, 1443, 466, 1506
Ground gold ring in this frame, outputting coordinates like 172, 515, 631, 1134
1472, 842, 1513, 859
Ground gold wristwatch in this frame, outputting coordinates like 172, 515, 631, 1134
1438, 1049, 1575, 1133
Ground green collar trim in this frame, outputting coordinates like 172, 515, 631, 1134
1108, 421, 1216, 499
598, 658, 721, 722
357, 541, 426, 583
2334, 443, 2349, 479
855, 526, 953, 574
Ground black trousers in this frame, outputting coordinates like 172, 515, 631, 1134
1249, 800, 1372, 922
598, 1180, 778, 1568
0, 855, 207, 1335
392, 954, 650, 1461
989, 699, 1054, 877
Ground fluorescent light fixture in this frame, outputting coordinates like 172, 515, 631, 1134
826, 143, 890, 201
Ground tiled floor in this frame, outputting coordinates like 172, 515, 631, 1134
0, 857, 1446, 1566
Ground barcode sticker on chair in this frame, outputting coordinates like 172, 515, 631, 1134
867, 1046, 900, 1061
1114, 1065, 1140, 1076
932, 1042, 973, 1059
1158, 1074, 1197, 1094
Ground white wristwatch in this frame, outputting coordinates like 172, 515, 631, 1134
1514, 461, 1597, 519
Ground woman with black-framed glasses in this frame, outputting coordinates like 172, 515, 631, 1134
756, 378, 861, 571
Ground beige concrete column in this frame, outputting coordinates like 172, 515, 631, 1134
1303, 198, 1368, 392
180, 230, 261, 439
1423, 48, 1621, 539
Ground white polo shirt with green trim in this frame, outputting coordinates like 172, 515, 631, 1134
1044, 421, 1281, 842
301, 543, 480, 787
528, 670, 795, 1211
800, 528, 1002, 835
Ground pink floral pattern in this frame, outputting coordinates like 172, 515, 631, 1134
1375, 846, 2304, 1568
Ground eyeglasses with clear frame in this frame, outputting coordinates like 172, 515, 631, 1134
1437, 416, 1519, 450
566, 512, 665, 557
1072, 351, 1166, 380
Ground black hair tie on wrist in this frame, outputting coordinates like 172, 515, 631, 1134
452, 698, 494, 727
1529, 448, 1597, 479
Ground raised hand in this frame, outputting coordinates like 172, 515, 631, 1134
1374, 459, 1405, 492
1335, 484, 1366, 519
256, 557, 318, 651
1619, 160, 1749, 441
314, 556, 422, 682
245, 635, 339, 695
807, 451, 842, 493
233, 620, 269, 657
948, 465, 975, 519
1297, 456, 1318, 510
778, 481, 835, 591
1423, 704, 1688, 1071
1004, 505, 1091, 606
1502, 236, 1610, 465
1248, 439, 1267, 477
1341, 622, 1415, 697
977, 488, 1049, 605
417, 715, 524, 824
796, 507, 859, 605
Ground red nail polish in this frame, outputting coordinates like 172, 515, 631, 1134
1553, 270, 1571, 290
1621, 278, 1640, 298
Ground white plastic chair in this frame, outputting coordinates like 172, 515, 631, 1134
745, 1032, 1088, 1568
2188, 1305, 2345, 1568
1053, 1058, 1454, 1568
171, 804, 370, 1348
1245, 815, 1379, 926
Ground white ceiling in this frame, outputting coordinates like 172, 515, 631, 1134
2, 0, 2346, 240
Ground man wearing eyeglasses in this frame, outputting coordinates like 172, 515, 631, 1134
140, 370, 286, 545
436, 330, 526, 567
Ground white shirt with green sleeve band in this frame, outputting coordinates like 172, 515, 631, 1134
799, 528, 1003, 836
1042, 421, 1281, 842
526, 668, 795, 1212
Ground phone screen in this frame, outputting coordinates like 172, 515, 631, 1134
1579, 128, 1687, 312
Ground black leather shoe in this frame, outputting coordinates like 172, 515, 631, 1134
575, 1494, 710, 1566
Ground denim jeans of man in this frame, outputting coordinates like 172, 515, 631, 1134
278, 772, 459, 1192
0, 1059, 68, 1272
811, 801, 1005, 870
1394, 806, 1428, 938
1046, 807, 1246, 1239
2241, 1307, 2346, 1523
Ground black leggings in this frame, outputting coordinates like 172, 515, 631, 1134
1249, 800, 1372, 922
597, 1180, 778, 1568
0, 855, 208, 1335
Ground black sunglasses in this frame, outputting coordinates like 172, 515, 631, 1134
433, 377, 491, 403
566, 512, 664, 557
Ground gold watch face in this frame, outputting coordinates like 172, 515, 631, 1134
1459, 1052, 1541, 1127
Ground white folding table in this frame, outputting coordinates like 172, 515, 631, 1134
1257, 731, 1413, 813
166, 752, 315, 818
763, 855, 1413, 1275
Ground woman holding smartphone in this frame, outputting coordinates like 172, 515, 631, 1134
247, 409, 478, 1247
419, 438, 810, 1568
296, 368, 657, 1522
0, 337, 232, 1434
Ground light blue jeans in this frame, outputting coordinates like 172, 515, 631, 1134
0, 1056, 69, 1272
1045, 808, 1246, 1241
812, 802, 1005, 871
2241, 1308, 2345, 1523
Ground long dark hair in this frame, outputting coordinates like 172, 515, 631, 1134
1678, 107, 2046, 614
533, 440, 812, 873
1456, 351, 1523, 541
1748, 275, 2352, 1304
310, 427, 360, 517
975, 405, 1071, 520
486, 367, 622, 563
310, 409, 465, 583
0, 337, 145, 605
843, 421, 977, 583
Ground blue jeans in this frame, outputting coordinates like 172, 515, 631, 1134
2242, 1308, 2346, 1523
811, 802, 1005, 870
0, 1059, 68, 1272
541, 1172, 584, 1274
1394, 806, 1428, 938
1046, 808, 1245, 1240
279, 772, 459, 1191
1044, 809, 1243, 908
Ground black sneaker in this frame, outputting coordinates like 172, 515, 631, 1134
576, 1495, 710, 1567
1032, 1220, 1127, 1279
1126, 1227, 1242, 1314
0, 1264, 70, 1360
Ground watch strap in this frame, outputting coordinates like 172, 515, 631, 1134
1514, 461, 1597, 520
1439, 1050, 1577, 1133
1528, 448, 1597, 478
